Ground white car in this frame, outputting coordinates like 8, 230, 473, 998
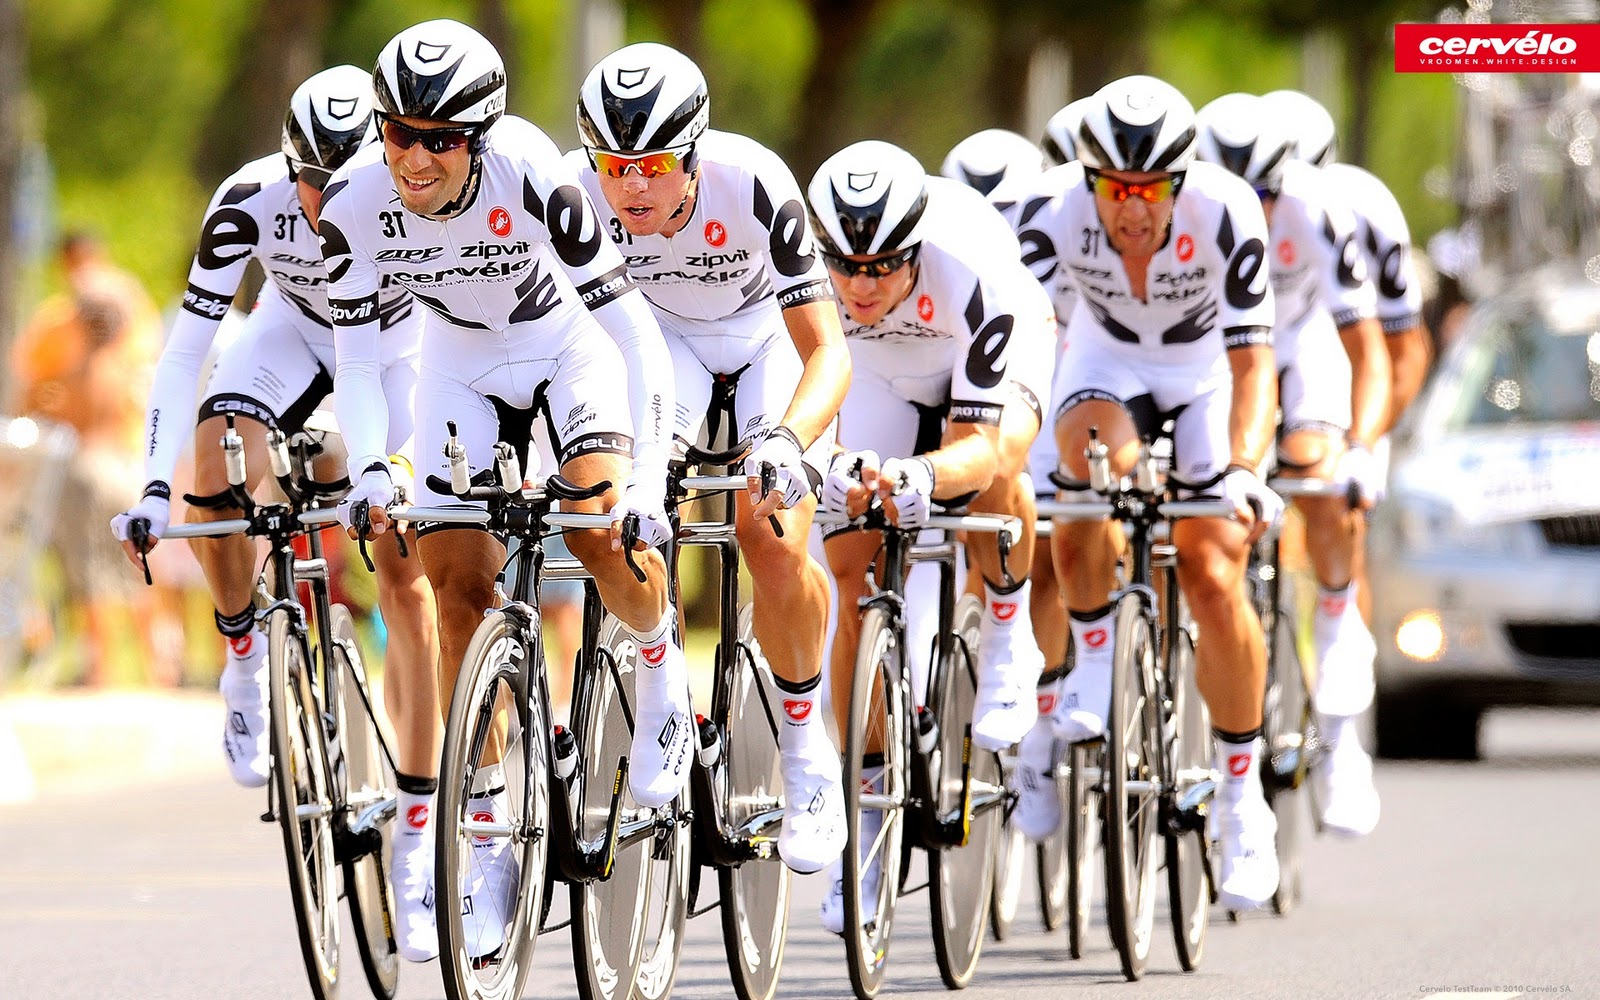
1369, 272, 1600, 759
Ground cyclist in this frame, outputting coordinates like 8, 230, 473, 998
1008, 75, 1285, 910
571, 42, 849, 873
109, 66, 444, 960
317, 20, 686, 959
1039, 97, 1094, 167
1195, 92, 1388, 839
940, 128, 1047, 196
808, 139, 1055, 931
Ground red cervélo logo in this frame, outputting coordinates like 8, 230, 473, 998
1395, 23, 1600, 72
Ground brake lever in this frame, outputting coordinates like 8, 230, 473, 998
352, 500, 377, 573
621, 513, 646, 583
757, 462, 785, 538
129, 518, 153, 587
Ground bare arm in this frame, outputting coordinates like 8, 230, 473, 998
1384, 324, 1431, 432
918, 421, 1001, 499
1336, 316, 1393, 449
1226, 343, 1278, 470
777, 299, 852, 448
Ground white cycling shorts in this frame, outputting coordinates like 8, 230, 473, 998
1277, 309, 1352, 440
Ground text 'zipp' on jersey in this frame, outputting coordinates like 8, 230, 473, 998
570, 129, 834, 324
1007, 160, 1276, 362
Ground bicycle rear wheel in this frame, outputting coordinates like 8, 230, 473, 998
329, 603, 400, 1000
572, 615, 690, 1000
1064, 742, 1101, 959
1264, 585, 1309, 915
1165, 620, 1209, 972
267, 608, 340, 1000
717, 603, 790, 1000
988, 788, 1025, 941
843, 605, 908, 1000
928, 595, 998, 989
436, 611, 549, 1000
1102, 592, 1161, 981
1035, 780, 1069, 933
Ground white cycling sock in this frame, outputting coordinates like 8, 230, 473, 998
1067, 607, 1114, 667
624, 613, 680, 697
1213, 732, 1265, 810
1313, 583, 1358, 651
775, 672, 824, 754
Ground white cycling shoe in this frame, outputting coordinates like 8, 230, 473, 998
1050, 656, 1112, 744
819, 806, 885, 936
391, 831, 439, 962
629, 640, 694, 809
219, 634, 270, 788
1215, 797, 1280, 912
777, 736, 847, 875
461, 795, 520, 961
1010, 716, 1061, 841
972, 645, 1044, 753
1312, 734, 1381, 838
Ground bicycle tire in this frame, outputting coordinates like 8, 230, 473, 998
267, 608, 340, 1000
1265, 589, 1309, 915
928, 595, 998, 989
843, 605, 907, 1000
1035, 786, 1069, 933
329, 603, 400, 1000
988, 802, 1025, 941
1064, 741, 1101, 959
436, 610, 549, 1000
1102, 591, 1161, 981
572, 615, 690, 1000
717, 603, 790, 1000
1165, 619, 1209, 972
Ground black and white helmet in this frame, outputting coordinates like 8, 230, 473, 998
577, 42, 709, 152
373, 20, 507, 131
1041, 97, 1094, 165
1263, 89, 1337, 167
281, 65, 375, 180
1195, 92, 1298, 194
1077, 75, 1197, 174
807, 141, 929, 257
939, 129, 1046, 195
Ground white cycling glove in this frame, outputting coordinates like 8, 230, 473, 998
110, 486, 172, 547
743, 426, 817, 509
823, 449, 880, 516
611, 474, 673, 549
1218, 466, 1284, 531
339, 467, 395, 531
881, 456, 936, 531
1334, 443, 1380, 508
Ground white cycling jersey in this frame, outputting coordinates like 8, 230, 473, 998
571, 129, 836, 462
138, 154, 418, 497
1324, 162, 1424, 334
318, 116, 672, 497
994, 165, 1080, 340
1269, 159, 1376, 362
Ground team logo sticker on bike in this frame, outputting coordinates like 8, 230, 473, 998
407, 804, 430, 829
782, 699, 812, 723
641, 642, 667, 666
489, 206, 512, 238
704, 219, 727, 247
1228, 752, 1252, 777
471, 810, 496, 843
1176, 234, 1195, 262
917, 294, 934, 322
1084, 627, 1108, 648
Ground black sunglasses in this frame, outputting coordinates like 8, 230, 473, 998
379, 115, 477, 155
821, 245, 920, 278
292, 162, 334, 192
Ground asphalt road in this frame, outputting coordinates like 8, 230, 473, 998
3, 708, 1597, 1000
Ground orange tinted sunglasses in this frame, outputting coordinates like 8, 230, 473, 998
1087, 169, 1181, 204
589, 146, 692, 178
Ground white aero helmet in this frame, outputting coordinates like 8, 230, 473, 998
940, 128, 1046, 195
577, 42, 709, 152
373, 20, 507, 134
281, 65, 375, 183
1076, 75, 1198, 174
807, 140, 929, 256
1263, 89, 1337, 167
1195, 92, 1298, 194
1041, 97, 1094, 165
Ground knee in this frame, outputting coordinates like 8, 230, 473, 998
740, 526, 810, 588
1175, 546, 1244, 621
826, 540, 873, 593
562, 526, 614, 568
1277, 430, 1336, 476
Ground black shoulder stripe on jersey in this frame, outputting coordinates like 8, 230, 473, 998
413, 289, 490, 329
219, 182, 262, 206
279, 287, 332, 328
576, 263, 634, 311
964, 282, 986, 334
318, 219, 353, 284
1160, 298, 1218, 345
522, 176, 545, 224
752, 176, 774, 229
1216, 207, 1236, 259
328, 293, 379, 327
196, 206, 259, 271
1017, 195, 1051, 227
1222, 325, 1272, 349
319, 178, 351, 210
181, 282, 233, 320
777, 279, 833, 310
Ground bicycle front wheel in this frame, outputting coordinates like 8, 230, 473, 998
928, 595, 998, 989
436, 610, 549, 1000
1063, 742, 1101, 958
1165, 619, 1209, 972
717, 603, 790, 1000
843, 605, 908, 1000
572, 615, 690, 1000
1264, 583, 1309, 915
1102, 592, 1161, 981
329, 603, 400, 1000
1034, 772, 1070, 934
988, 785, 1025, 941
267, 608, 340, 1000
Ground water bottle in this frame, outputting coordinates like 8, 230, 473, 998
696, 715, 722, 767
915, 705, 939, 755
552, 725, 578, 783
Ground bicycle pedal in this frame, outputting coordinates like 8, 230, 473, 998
259, 809, 276, 824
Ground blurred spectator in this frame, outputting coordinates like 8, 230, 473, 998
9, 231, 181, 685
1425, 226, 1479, 359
